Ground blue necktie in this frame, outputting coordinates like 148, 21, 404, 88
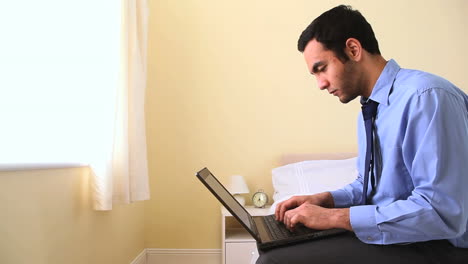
361, 98, 379, 205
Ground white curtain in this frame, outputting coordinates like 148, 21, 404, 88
90, 0, 150, 210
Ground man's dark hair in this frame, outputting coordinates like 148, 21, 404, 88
298, 5, 380, 61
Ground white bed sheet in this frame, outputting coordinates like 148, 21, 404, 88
269, 154, 358, 214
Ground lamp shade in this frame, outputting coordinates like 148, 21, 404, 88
228, 175, 250, 194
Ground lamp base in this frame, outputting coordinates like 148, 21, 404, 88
233, 194, 246, 206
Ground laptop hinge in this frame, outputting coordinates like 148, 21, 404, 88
252, 216, 273, 243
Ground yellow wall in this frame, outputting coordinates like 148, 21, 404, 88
145, 0, 467, 249
0, 168, 145, 264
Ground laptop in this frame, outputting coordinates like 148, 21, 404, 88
196, 167, 347, 250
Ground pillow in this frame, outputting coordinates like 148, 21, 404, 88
269, 157, 358, 213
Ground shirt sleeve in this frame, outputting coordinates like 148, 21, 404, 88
350, 88, 468, 245
330, 179, 362, 208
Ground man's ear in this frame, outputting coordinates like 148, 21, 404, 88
345, 38, 362, 61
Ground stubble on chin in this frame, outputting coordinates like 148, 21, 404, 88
338, 94, 357, 104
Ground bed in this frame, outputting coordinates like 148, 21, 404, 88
269, 152, 358, 214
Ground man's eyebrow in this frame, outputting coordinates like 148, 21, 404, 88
311, 61, 325, 74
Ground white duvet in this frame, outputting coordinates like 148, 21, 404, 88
269, 157, 358, 214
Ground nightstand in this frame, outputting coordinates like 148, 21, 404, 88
221, 206, 271, 264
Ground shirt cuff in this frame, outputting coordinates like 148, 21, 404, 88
330, 189, 352, 208
350, 205, 383, 244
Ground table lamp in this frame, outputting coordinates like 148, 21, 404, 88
228, 175, 250, 206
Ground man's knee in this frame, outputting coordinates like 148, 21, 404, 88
256, 251, 277, 264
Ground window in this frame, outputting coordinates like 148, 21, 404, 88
0, 1, 121, 166
0, 0, 150, 209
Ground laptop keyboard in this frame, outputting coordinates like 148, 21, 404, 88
263, 215, 312, 240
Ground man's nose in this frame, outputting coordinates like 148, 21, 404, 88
317, 77, 329, 90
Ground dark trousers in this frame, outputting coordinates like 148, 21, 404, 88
256, 232, 468, 264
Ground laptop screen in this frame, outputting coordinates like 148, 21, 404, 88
197, 168, 253, 232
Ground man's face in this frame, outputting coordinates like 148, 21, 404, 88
303, 39, 362, 104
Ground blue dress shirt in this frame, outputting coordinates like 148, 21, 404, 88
330, 60, 468, 248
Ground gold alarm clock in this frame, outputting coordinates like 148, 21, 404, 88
252, 189, 269, 208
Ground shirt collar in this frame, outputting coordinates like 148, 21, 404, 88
364, 59, 400, 106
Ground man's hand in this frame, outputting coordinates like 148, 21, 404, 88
275, 192, 334, 222
283, 203, 352, 231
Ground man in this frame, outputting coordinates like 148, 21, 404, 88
257, 5, 468, 264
